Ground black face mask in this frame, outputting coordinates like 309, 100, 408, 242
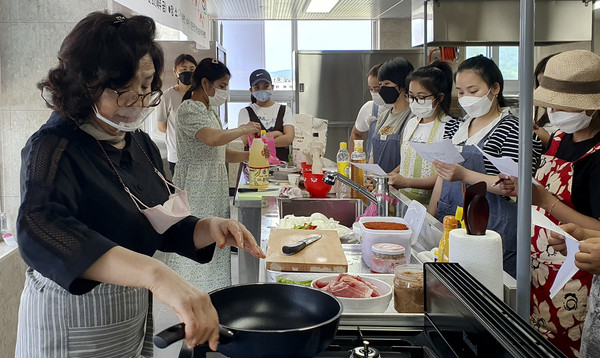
178, 71, 193, 86
379, 85, 401, 104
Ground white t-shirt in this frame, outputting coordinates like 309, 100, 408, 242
237, 102, 294, 129
156, 86, 183, 163
354, 100, 388, 132
402, 115, 451, 143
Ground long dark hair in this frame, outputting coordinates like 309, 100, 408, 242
183, 58, 231, 101
406, 61, 453, 115
456, 55, 506, 107
37, 12, 164, 125
534, 53, 559, 126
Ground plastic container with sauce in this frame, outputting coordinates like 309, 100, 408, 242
370, 243, 406, 274
393, 264, 424, 313
359, 216, 413, 267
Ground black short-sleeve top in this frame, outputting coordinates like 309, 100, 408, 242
17, 112, 214, 295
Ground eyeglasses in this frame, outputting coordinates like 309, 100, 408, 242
111, 89, 163, 107
405, 93, 436, 104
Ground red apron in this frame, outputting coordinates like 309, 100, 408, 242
531, 130, 600, 357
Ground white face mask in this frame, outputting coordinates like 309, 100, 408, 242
409, 99, 437, 118
94, 104, 154, 132
126, 175, 191, 234
206, 83, 228, 107
547, 109, 594, 134
371, 91, 387, 107
458, 88, 494, 118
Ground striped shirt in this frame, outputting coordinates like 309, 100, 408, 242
443, 113, 542, 176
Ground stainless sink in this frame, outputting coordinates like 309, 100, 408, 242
277, 197, 365, 228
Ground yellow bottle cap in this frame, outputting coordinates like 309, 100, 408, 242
340, 142, 347, 149
261, 130, 267, 135
443, 215, 458, 229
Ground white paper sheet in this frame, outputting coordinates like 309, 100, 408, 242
349, 163, 387, 176
475, 146, 538, 185
408, 139, 465, 164
531, 208, 581, 298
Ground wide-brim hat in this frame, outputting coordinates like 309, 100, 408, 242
534, 50, 600, 111
249, 69, 272, 87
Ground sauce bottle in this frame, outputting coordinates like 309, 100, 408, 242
248, 132, 269, 189
336, 142, 350, 198
438, 215, 458, 263
350, 139, 366, 199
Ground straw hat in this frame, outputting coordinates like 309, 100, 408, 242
534, 50, 600, 111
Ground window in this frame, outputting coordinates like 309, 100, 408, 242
297, 21, 371, 51
463, 46, 519, 94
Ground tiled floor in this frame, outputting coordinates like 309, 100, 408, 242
153, 200, 240, 358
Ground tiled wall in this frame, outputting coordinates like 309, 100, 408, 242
0, 0, 113, 354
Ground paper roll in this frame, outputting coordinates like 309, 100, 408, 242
448, 229, 504, 299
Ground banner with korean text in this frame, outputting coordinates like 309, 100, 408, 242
115, 0, 210, 49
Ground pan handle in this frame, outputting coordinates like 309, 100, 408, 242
154, 323, 234, 348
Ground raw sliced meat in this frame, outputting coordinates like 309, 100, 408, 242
316, 274, 380, 298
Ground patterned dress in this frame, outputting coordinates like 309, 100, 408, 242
167, 99, 231, 292
530, 130, 600, 357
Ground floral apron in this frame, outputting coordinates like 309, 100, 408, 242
531, 130, 600, 358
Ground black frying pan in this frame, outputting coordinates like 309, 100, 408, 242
154, 283, 342, 358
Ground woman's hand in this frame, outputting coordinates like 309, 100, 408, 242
149, 266, 220, 350
199, 218, 265, 259
497, 174, 518, 196
548, 223, 587, 256
432, 161, 466, 182
240, 122, 261, 136
576, 237, 600, 275
388, 173, 406, 189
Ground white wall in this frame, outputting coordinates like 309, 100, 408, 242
0, 1, 113, 355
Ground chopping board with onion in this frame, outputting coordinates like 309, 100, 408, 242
266, 229, 348, 273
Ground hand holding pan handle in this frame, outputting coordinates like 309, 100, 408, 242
154, 323, 234, 349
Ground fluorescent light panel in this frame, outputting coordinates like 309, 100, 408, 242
306, 0, 340, 13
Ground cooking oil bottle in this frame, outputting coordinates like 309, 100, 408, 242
248, 132, 269, 189
438, 215, 458, 262
350, 139, 366, 198
336, 141, 350, 198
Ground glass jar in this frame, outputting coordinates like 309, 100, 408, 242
370, 243, 406, 274
393, 264, 424, 313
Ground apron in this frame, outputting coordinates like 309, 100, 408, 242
246, 104, 289, 162
435, 116, 519, 278
399, 116, 443, 205
364, 102, 379, 160
368, 108, 411, 173
16, 268, 153, 358
530, 130, 599, 358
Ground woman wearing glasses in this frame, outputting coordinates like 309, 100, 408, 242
16, 13, 264, 356
427, 55, 543, 278
387, 61, 454, 205
168, 58, 263, 292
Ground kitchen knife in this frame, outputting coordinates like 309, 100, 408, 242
282, 235, 322, 255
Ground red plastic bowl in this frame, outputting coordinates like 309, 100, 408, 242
300, 162, 312, 174
303, 172, 332, 198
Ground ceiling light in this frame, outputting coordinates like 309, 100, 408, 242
306, 0, 340, 13
595, 2, 600, 10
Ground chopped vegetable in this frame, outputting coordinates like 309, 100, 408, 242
277, 278, 313, 287
292, 222, 317, 230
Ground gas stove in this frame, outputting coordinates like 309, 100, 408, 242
313, 324, 453, 358
187, 263, 567, 358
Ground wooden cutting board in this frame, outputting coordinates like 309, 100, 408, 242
266, 229, 348, 273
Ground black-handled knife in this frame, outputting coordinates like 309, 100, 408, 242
282, 235, 322, 255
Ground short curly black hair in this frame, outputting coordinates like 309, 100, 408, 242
38, 11, 164, 125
